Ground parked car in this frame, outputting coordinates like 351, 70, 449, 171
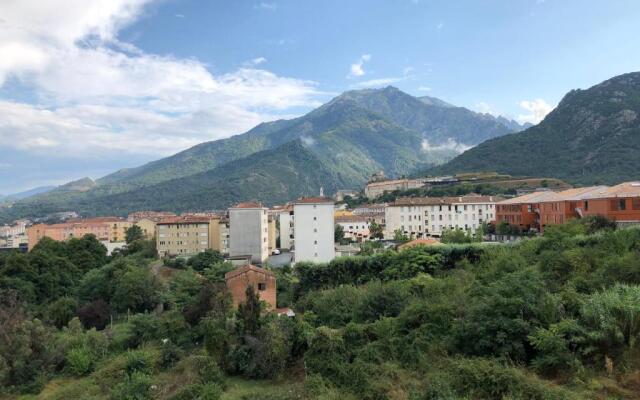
272, 249, 281, 255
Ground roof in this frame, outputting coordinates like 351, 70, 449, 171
391, 195, 503, 206
398, 238, 441, 250
224, 264, 276, 280
231, 201, 264, 209
157, 216, 212, 225
497, 183, 640, 204
498, 191, 563, 205
335, 215, 369, 223
366, 178, 425, 188
294, 197, 334, 204
584, 182, 640, 199
68, 217, 126, 223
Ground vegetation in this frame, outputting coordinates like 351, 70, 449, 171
433, 71, 640, 185
2, 220, 640, 398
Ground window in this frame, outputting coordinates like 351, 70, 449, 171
612, 199, 626, 211
620, 199, 627, 210
258, 283, 266, 291
314, 240, 318, 244
584, 201, 589, 211
633, 198, 640, 210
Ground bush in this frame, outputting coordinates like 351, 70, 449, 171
111, 371, 154, 400
65, 347, 95, 376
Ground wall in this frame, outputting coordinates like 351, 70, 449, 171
229, 208, 269, 263
293, 203, 335, 263
226, 268, 277, 310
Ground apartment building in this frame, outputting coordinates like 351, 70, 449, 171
134, 218, 157, 240
364, 178, 427, 199
156, 216, 213, 257
496, 182, 640, 232
229, 202, 269, 264
293, 197, 335, 263
127, 211, 176, 222
335, 215, 370, 241
210, 215, 230, 254
276, 205, 295, 250
384, 195, 500, 239
27, 221, 110, 250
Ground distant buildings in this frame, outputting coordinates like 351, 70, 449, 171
364, 178, 428, 199
293, 197, 335, 263
229, 202, 269, 264
335, 214, 370, 242
156, 216, 214, 257
496, 182, 640, 232
27, 220, 111, 249
333, 189, 360, 202
384, 195, 501, 239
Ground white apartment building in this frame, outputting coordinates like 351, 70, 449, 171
229, 202, 269, 264
384, 196, 501, 239
293, 197, 335, 263
335, 215, 370, 242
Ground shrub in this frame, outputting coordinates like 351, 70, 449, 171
111, 371, 154, 400
65, 347, 95, 376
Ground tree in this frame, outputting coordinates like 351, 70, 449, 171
47, 296, 78, 328
334, 224, 345, 243
440, 227, 472, 244
393, 229, 409, 243
368, 221, 383, 240
112, 267, 163, 313
238, 285, 262, 336
187, 250, 224, 272
125, 225, 145, 244
77, 299, 112, 330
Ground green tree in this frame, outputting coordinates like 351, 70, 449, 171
238, 285, 262, 336
368, 221, 383, 240
112, 267, 163, 313
441, 227, 472, 244
125, 225, 145, 244
187, 250, 224, 272
334, 224, 345, 243
393, 229, 409, 243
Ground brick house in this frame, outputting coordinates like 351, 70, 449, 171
225, 264, 277, 310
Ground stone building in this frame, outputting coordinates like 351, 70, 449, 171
225, 264, 277, 310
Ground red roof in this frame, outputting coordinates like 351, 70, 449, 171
224, 264, 275, 280
295, 197, 334, 204
157, 216, 212, 224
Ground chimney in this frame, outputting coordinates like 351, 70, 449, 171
320, 186, 324, 197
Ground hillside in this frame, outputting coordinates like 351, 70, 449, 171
0, 87, 526, 222
432, 72, 640, 184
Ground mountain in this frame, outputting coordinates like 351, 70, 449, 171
0, 185, 55, 202
0, 87, 525, 222
432, 72, 640, 184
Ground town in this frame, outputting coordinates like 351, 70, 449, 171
3, 175, 639, 266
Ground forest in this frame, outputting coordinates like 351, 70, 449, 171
1, 217, 640, 399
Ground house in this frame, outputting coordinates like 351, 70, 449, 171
293, 197, 335, 263
229, 202, 269, 264
333, 190, 360, 202
225, 264, 277, 310
156, 216, 214, 257
496, 182, 640, 232
364, 178, 428, 199
384, 195, 501, 239
335, 215, 370, 242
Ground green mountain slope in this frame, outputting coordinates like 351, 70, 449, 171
1, 141, 344, 218
431, 72, 640, 184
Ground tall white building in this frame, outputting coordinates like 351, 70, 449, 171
293, 197, 335, 263
276, 205, 295, 250
229, 202, 269, 264
384, 195, 502, 239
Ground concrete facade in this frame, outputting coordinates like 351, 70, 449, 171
293, 197, 335, 263
384, 195, 501, 239
229, 202, 269, 264
278, 208, 294, 250
156, 216, 213, 257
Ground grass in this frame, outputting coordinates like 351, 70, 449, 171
221, 376, 305, 400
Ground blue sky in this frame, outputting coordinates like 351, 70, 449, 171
1, 0, 639, 194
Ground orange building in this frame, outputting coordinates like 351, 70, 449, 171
496, 182, 640, 233
225, 264, 277, 310
27, 221, 111, 250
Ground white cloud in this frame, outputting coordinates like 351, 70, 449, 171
254, 2, 277, 10
517, 99, 553, 124
175, 13, 185, 18
0, 0, 322, 158
351, 77, 402, 88
436, 22, 445, 30
421, 138, 472, 154
349, 54, 371, 77
418, 86, 432, 92
244, 57, 267, 67
474, 101, 499, 116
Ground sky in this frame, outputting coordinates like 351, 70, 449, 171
1, 0, 640, 194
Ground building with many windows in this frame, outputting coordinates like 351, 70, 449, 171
293, 197, 335, 263
229, 202, 269, 264
335, 214, 370, 242
156, 216, 213, 257
384, 195, 500, 239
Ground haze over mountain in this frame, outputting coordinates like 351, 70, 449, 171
0, 87, 526, 221
432, 72, 640, 185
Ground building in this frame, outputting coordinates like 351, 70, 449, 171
364, 178, 427, 199
156, 216, 214, 257
384, 195, 501, 239
335, 215, 370, 242
333, 189, 360, 202
67, 217, 132, 242
229, 202, 269, 264
268, 215, 277, 254
497, 182, 640, 232
276, 205, 295, 250
293, 197, 335, 263
134, 218, 157, 240
26, 220, 111, 250
128, 211, 176, 222
225, 264, 277, 310
210, 216, 230, 254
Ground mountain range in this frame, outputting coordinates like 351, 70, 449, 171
0, 87, 527, 222
432, 72, 640, 185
